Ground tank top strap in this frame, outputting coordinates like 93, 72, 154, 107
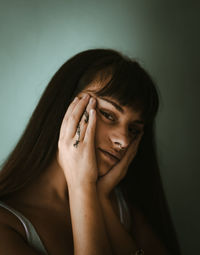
0, 201, 48, 254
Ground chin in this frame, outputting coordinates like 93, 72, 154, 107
96, 149, 115, 177
98, 164, 112, 178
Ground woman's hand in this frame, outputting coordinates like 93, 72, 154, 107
97, 132, 144, 199
56, 94, 98, 189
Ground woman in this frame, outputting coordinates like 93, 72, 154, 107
0, 49, 181, 254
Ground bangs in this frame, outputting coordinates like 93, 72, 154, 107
92, 61, 159, 124
75, 54, 159, 124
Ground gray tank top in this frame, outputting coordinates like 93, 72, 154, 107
0, 187, 131, 254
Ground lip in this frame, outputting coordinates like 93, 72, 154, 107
99, 148, 119, 164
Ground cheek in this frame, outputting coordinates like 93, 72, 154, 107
95, 116, 109, 143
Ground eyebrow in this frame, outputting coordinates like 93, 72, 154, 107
99, 96, 145, 126
99, 96, 124, 113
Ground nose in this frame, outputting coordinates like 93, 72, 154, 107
110, 130, 131, 151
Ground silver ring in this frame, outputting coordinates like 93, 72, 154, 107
73, 139, 80, 148
73, 111, 89, 148
84, 110, 89, 123
73, 123, 81, 148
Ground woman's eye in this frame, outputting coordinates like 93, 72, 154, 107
100, 109, 141, 138
129, 128, 140, 139
99, 110, 115, 121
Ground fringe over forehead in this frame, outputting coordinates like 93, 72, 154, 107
75, 51, 159, 124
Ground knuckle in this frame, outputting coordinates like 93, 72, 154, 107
70, 114, 76, 120
64, 115, 69, 123
70, 114, 78, 123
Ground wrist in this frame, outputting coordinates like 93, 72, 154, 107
68, 182, 97, 194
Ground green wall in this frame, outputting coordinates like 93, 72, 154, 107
0, 1, 199, 254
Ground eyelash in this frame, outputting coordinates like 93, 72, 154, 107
99, 110, 141, 138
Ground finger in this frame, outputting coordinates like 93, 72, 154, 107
66, 96, 80, 119
78, 97, 96, 141
84, 108, 96, 146
59, 96, 80, 139
112, 138, 139, 177
122, 132, 144, 166
67, 94, 90, 138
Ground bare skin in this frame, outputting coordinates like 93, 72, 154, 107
0, 156, 121, 254
0, 81, 169, 254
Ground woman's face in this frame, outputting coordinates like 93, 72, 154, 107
78, 83, 145, 177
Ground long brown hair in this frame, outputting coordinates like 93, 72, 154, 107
0, 48, 181, 254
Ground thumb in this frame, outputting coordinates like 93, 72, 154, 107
122, 132, 143, 167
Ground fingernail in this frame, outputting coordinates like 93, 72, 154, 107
89, 97, 95, 104
90, 109, 95, 115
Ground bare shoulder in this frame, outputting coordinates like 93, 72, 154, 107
0, 204, 26, 238
0, 206, 42, 254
